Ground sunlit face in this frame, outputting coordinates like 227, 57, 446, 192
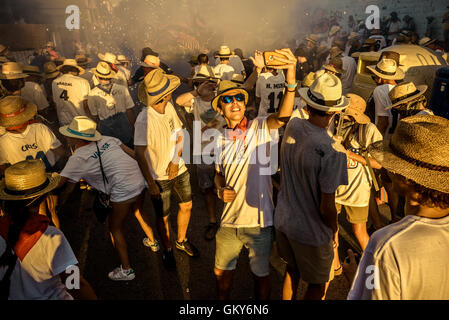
217, 89, 246, 123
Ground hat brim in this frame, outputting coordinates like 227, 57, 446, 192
91, 68, 117, 79
386, 85, 428, 109
76, 58, 93, 66
323, 65, 344, 75
0, 172, 61, 201
44, 70, 61, 80
422, 39, 436, 47
306, 37, 318, 44
298, 87, 350, 112
211, 87, 249, 111
367, 65, 405, 80
0, 100, 37, 128
98, 53, 118, 65
345, 109, 371, 124
0, 73, 30, 80
138, 74, 181, 106
59, 125, 102, 142
57, 64, 85, 75
368, 140, 449, 193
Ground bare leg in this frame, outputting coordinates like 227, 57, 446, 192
157, 215, 172, 250
132, 193, 157, 243
109, 201, 133, 269
282, 265, 299, 300
352, 223, 370, 251
177, 201, 192, 242
214, 268, 233, 300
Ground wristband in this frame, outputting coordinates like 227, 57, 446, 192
285, 82, 297, 89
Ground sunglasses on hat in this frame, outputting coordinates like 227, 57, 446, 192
220, 93, 245, 104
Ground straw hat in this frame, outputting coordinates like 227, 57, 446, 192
387, 82, 428, 110
0, 62, 29, 80
98, 52, 119, 65
231, 74, 245, 84
75, 54, 92, 66
344, 93, 370, 124
0, 160, 60, 201
329, 46, 343, 59
302, 70, 325, 88
193, 65, 219, 82
324, 56, 345, 75
211, 80, 249, 111
367, 58, 404, 80
0, 96, 37, 128
91, 61, 116, 79
419, 37, 436, 47
43, 61, 61, 79
298, 73, 349, 112
57, 59, 85, 75
217, 46, 232, 58
21, 65, 42, 77
138, 68, 180, 106
306, 34, 319, 44
363, 38, 377, 47
329, 25, 341, 36
369, 115, 449, 193
140, 55, 160, 68
59, 116, 102, 142
117, 54, 130, 64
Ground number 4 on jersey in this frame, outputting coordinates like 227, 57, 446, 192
60, 89, 69, 101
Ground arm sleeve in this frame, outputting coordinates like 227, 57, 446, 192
39, 124, 62, 151
373, 87, 392, 118
60, 156, 85, 183
133, 118, 148, 146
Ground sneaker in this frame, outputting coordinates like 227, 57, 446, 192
108, 265, 135, 281
175, 238, 199, 257
162, 249, 176, 270
204, 222, 219, 241
143, 238, 160, 252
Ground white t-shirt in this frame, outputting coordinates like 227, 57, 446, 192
213, 64, 235, 81
329, 122, 383, 207
21, 82, 49, 111
341, 56, 357, 94
191, 97, 225, 159
52, 73, 91, 126
348, 214, 449, 300
256, 72, 286, 116
214, 55, 245, 75
373, 84, 395, 139
0, 226, 78, 300
61, 136, 145, 202
87, 83, 134, 120
134, 102, 187, 181
215, 117, 279, 228
0, 123, 61, 169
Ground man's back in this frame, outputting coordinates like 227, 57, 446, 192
348, 214, 449, 299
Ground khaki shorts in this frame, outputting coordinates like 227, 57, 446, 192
336, 203, 368, 224
275, 229, 334, 284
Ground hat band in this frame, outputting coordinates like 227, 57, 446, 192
3, 70, 23, 75
67, 127, 95, 138
391, 89, 421, 105
307, 89, 342, 107
389, 142, 449, 172
0, 105, 26, 119
375, 66, 397, 76
96, 68, 111, 76
147, 78, 170, 96
4, 178, 50, 196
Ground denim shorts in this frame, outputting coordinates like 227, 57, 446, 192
151, 170, 192, 217
215, 226, 273, 277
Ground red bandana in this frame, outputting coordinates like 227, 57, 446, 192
224, 117, 248, 141
0, 213, 50, 261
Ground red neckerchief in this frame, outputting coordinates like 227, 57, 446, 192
0, 213, 50, 261
109, 63, 119, 73
224, 117, 248, 141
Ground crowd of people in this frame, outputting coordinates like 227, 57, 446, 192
0, 13, 449, 301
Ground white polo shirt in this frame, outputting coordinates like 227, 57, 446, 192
87, 83, 134, 121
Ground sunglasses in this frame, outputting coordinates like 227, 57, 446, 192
220, 93, 245, 104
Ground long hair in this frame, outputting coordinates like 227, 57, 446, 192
0, 196, 44, 267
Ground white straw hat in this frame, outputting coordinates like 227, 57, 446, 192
98, 52, 119, 65
59, 116, 102, 142
367, 58, 405, 81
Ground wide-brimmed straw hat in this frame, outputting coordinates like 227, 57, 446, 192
369, 115, 449, 193
211, 80, 249, 111
57, 59, 85, 75
367, 58, 404, 80
0, 62, 29, 80
43, 61, 61, 79
98, 52, 119, 65
91, 61, 116, 79
0, 160, 61, 201
344, 93, 370, 124
21, 65, 42, 77
386, 82, 428, 110
0, 96, 37, 128
324, 56, 345, 75
217, 46, 232, 58
306, 34, 319, 44
302, 70, 325, 88
329, 25, 341, 36
117, 54, 130, 64
59, 116, 102, 142
329, 46, 343, 59
298, 73, 349, 112
138, 68, 181, 106
419, 37, 436, 47
140, 55, 160, 68
75, 54, 92, 66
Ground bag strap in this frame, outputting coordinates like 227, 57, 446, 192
95, 141, 109, 188
0, 248, 18, 300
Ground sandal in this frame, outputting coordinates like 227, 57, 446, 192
334, 265, 343, 276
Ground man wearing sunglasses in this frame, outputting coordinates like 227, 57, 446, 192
211, 49, 297, 300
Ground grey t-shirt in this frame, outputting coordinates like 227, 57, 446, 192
274, 118, 348, 246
